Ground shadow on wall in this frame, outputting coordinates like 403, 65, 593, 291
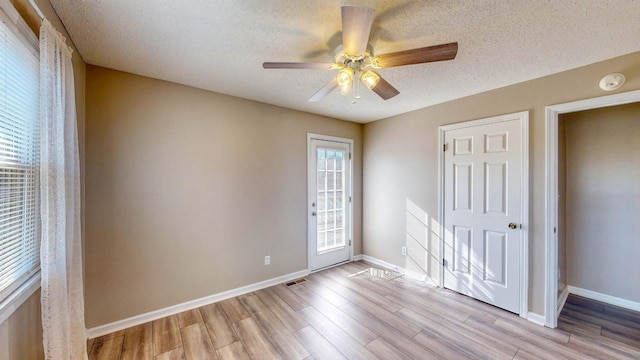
405, 199, 441, 285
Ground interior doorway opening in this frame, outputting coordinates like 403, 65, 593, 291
544, 90, 640, 328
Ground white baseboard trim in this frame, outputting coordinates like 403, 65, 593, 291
568, 285, 640, 312
359, 255, 432, 284
86, 269, 309, 339
405, 255, 437, 286
351, 254, 363, 261
558, 285, 570, 315
527, 312, 546, 326
361, 255, 403, 272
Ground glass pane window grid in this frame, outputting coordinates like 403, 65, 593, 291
0, 18, 40, 303
316, 147, 346, 253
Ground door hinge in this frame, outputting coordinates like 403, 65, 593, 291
349, 152, 352, 160
443, 143, 448, 152
554, 227, 557, 234
442, 258, 446, 267
349, 240, 352, 246
349, 196, 352, 203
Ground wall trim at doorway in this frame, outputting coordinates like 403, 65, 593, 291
568, 286, 640, 313
527, 312, 546, 326
544, 89, 640, 328
558, 285, 570, 315
85, 268, 310, 339
438, 110, 530, 320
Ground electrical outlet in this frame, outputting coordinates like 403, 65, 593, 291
264, 256, 270, 265
401, 246, 407, 256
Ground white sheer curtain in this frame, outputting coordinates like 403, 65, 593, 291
39, 19, 87, 360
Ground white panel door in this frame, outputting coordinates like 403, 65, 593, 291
308, 137, 351, 271
443, 119, 523, 313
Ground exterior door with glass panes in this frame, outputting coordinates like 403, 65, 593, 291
308, 136, 352, 271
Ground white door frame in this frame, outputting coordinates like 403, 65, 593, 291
307, 133, 354, 272
544, 89, 640, 328
438, 111, 530, 318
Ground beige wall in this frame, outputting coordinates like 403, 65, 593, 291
363, 51, 640, 315
1, 0, 86, 357
0, 290, 44, 360
84, 66, 363, 327
562, 103, 640, 302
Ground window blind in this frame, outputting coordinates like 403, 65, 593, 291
0, 13, 40, 303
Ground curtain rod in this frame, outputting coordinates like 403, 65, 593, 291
28, 0, 44, 19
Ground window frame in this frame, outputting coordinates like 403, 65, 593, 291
0, 0, 41, 325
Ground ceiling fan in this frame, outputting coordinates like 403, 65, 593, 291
263, 5, 458, 103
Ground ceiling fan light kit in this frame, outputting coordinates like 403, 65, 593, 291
360, 70, 380, 89
337, 68, 355, 95
263, 5, 459, 104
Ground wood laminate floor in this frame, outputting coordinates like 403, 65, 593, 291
88, 261, 640, 359
558, 293, 640, 350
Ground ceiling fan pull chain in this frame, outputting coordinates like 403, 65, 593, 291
353, 70, 361, 104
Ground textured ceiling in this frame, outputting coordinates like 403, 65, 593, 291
51, 0, 640, 123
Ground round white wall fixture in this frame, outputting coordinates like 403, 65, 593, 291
599, 73, 626, 91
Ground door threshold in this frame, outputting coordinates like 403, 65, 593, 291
309, 260, 351, 273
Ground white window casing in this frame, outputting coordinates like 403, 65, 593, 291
0, 0, 41, 324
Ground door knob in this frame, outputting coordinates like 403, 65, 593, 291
312, 212, 317, 216
508, 223, 518, 229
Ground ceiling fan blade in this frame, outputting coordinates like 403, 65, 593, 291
341, 5, 374, 57
308, 78, 338, 102
371, 75, 399, 100
373, 42, 458, 68
263, 62, 335, 70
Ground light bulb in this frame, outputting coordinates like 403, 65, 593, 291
360, 70, 380, 89
336, 68, 354, 87
337, 68, 354, 96
340, 83, 351, 96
